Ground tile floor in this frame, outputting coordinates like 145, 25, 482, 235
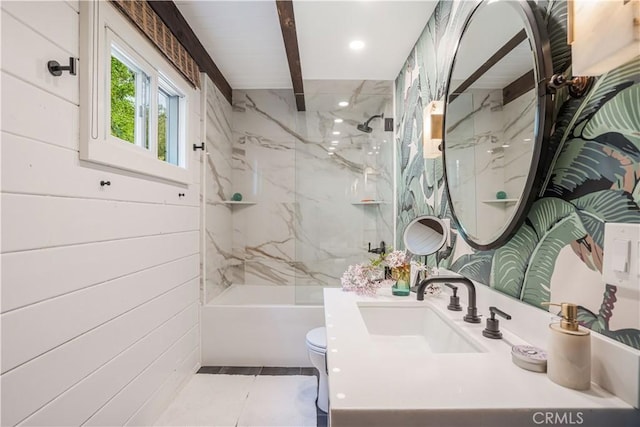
154, 367, 327, 427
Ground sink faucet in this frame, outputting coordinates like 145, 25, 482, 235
415, 276, 481, 323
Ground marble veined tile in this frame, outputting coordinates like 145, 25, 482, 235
237, 375, 317, 427
232, 131, 296, 202
243, 259, 297, 286
154, 374, 255, 427
233, 90, 297, 139
203, 77, 234, 303
233, 202, 296, 261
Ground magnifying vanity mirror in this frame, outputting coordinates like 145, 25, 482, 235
443, 0, 553, 250
403, 216, 447, 256
403, 215, 449, 287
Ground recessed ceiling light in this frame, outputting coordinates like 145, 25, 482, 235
328, 147, 336, 151
334, 118, 343, 123
331, 140, 339, 145
338, 101, 349, 107
328, 152, 335, 156
367, 151, 373, 155
487, 150, 493, 154
502, 144, 510, 148
349, 40, 365, 50
333, 131, 340, 135
524, 138, 532, 142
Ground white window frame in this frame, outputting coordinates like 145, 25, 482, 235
108, 37, 154, 151
157, 75, 187, 167
80, 1, 194, 184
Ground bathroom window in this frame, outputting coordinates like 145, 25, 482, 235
157, 80, 184, 166
110, 46, 150, 149
80, 1, 195, 184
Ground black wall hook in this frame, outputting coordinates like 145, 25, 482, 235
48, 57, 77, 76
193, 143, 205, 151
100, 180, 111, 187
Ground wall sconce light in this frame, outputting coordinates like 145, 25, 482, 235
423, 100, 444, 159
568, 0, 640, 76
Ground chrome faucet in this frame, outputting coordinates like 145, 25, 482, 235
415, 276, 481, 323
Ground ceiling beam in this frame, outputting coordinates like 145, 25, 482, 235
503, 70, 535, 105
449, 29, 527, 102
147, 0, 232, 104
276, 1, 306, 112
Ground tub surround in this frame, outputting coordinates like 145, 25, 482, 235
201, 285, 324, 367
203, 76, 236, 302
324, 283, 639, 426
229, 82, 393, 297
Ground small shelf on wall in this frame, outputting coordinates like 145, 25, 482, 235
222, 201, 256, 205
482, 199, 519, 204
352, 201, 384, 205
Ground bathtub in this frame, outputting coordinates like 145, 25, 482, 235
201, 285, 326, 367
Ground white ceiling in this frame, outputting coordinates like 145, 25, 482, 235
175, 0, 437, 89
452, 1, 533, 90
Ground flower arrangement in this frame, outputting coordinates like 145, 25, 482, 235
340, 263, 383, 296
380, 250, 411, 287
340, 249, 441, 297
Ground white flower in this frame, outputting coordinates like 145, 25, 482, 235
383, 250, 410, 269
341, 263, 382, 296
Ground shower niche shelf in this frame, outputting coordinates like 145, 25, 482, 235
352, 201, 384, 205
481, 199, 518, 204
222, 201, 256, 205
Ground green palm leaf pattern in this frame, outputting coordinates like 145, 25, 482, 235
605, 330, 640, 349
574, 190, 640, 249
490, 223, 538, 298
575, 189, 640, 221
449, 250, 494, 285
574, 58, 640, 126
544, 0, 572, 74
521, 212, 588, 306
547, 138, 628, 198
576, 307, 606, 333
633, 180, 640, 206
582, 84, 640, 151
526, 197, 577, 237
490, 197, 582, 303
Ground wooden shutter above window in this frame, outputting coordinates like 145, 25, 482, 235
110, 0, 200, 88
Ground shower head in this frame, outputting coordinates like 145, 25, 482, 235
356, 114, 384, 133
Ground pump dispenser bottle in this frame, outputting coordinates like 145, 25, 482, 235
542, 302, 591, 390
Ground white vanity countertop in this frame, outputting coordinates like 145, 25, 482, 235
324, 287, 638, 426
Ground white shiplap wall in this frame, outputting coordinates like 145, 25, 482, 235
1, 1, 202, 425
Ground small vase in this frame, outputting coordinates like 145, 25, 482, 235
391, 267, 411, 296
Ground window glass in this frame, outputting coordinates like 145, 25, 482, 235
110, 47, 150, 149
158, 84, 180, 165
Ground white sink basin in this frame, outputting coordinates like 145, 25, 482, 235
357, 302, 483, 354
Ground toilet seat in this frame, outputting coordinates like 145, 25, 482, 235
306, 327, 326, 353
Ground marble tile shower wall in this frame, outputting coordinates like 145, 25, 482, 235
395, 0, 640, 348
230, 83, 393, 295
203, 77, 235, 302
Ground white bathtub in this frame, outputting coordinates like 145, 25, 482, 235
201, 285, 326, 367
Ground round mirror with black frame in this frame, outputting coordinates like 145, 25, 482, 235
442, 0, 554, 250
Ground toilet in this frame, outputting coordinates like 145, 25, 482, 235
306, 327, 328, 413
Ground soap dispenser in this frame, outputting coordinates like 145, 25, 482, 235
542, 302, 591, 390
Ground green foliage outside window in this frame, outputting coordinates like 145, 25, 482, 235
158, 103, 167, 161
110, 56, 136, 143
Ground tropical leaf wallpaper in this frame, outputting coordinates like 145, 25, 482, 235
395, 0, 640, 349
